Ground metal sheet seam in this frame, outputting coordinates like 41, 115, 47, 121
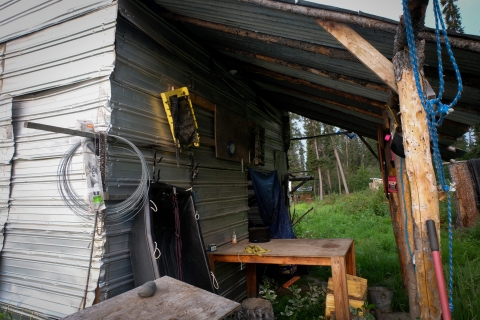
0, 0, 116, 43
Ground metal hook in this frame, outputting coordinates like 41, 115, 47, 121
210, 272, 219, 290
150, 200, 158, 212
153, 242, 161, 259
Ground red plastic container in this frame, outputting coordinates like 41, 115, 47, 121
388, 175, 397, 193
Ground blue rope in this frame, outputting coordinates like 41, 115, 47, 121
400, 158, 415, 272
401, 0, 462, 313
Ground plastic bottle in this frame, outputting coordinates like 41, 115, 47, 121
232, 230, 237, 244
92, 183, 103, 211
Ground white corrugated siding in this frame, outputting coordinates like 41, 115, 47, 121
0, 95, 14, 251
1, 4, 117, 96
0, 3, 117, 318
0, 0, 114, 43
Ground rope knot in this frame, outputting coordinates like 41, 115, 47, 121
438, 103, 451, 116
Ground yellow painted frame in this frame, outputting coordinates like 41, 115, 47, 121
160, 87, 200, 148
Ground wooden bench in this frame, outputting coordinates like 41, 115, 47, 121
208, 238, 356, 320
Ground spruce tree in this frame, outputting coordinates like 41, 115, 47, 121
440, 0, 464, 33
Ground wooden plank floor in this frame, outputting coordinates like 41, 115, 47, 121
63, 277, 240, 320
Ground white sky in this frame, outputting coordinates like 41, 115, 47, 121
308, 0, 480, 35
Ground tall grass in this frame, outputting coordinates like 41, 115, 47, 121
293, 189, 480, 319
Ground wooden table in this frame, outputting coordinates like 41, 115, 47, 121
208, 238, 356, 319
63, 276, 240, 320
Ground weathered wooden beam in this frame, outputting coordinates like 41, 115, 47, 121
424, 67, 480, 89
316, 20, 398, 93
24, 121, 117, 142
291, 131, 351, 141
164, 14, 356, 61
448, 163, 479, 228
265, 93, 378, 138
218, 46, 389, 92
244, 65, 386, 109
279, 86, 382, 120
357, 135, 379, 161
394, 48, 442, 319
236, 0, 480, 52
394, 154, 421, 319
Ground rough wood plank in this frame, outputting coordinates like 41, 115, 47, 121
394, 154, 421, 318
316, 20, 398, 93
211, 239, 353, 258
325, 293, 364, 319
346, 239, 356, 276
246, 264, 257, 298
449, 163, 479, 228
63, 277, 240, 320
190, 93, 216, 112
395, 53, 441, 319
327, 274, 367, 300
212, 254, 332, 266
331, 256, 349, 320
215, 106, 249, 162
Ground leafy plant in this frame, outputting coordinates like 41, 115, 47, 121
278, 283, 325, 319
0, 307, 12, 320
259, 277, 278, 305
349, 304, 375, 320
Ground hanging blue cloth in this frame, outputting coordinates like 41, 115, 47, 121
249, 169, 295, 239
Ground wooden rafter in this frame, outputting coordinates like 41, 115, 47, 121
244, 65, 386, 109
316, 20, 398, 93
218, 46, 389, 92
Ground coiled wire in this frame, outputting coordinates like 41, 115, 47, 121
57, 134, 149, 224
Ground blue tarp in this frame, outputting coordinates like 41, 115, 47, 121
249, 169, 295, 239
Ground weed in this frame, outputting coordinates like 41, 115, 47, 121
259, 277, 278, 305
0, 307, 12, 320
278, 284, 326, 320
294, 188, 480, 318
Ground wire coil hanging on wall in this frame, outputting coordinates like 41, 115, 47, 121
57, 133, 150, 224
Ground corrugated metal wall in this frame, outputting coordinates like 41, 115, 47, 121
0, 96, 13, 251
0, 0, 114, 43
0, 0, 286, 316
97, 0, 286, 302
0, 4, 117, 318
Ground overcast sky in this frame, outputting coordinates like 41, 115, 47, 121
308, 0, 479, 35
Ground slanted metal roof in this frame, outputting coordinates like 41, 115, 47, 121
153, 0, 480, 157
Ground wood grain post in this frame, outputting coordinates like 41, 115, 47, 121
345, 241, 356, 276
246, 263, 257, 298
394, 49, 441, 319
448, 163, 479, 228
394, 154, 421, 319
331, 256, 349, 320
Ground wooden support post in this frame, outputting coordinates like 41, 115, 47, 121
394, 49, 441, 319
448, 163, 479, 228
380, 111, 410, 293
345, 241, 357, 276
331, 256, 349, 320
394, 154, 421, 318
246, 263, 257, 298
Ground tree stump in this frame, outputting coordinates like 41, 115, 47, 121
238, 298, 274, 319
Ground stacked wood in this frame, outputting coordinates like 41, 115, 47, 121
325, 274, 367, 318
448, 162, 479, 228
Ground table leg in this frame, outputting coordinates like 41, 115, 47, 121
246, 263, 257, 298
208, 254, 215, 274
331, 256, 349, 319
346, 241, 356, 276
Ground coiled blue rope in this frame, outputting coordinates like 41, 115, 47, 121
401, 0, 462, 312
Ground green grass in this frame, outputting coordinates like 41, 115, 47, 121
289, 188, 480, 319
